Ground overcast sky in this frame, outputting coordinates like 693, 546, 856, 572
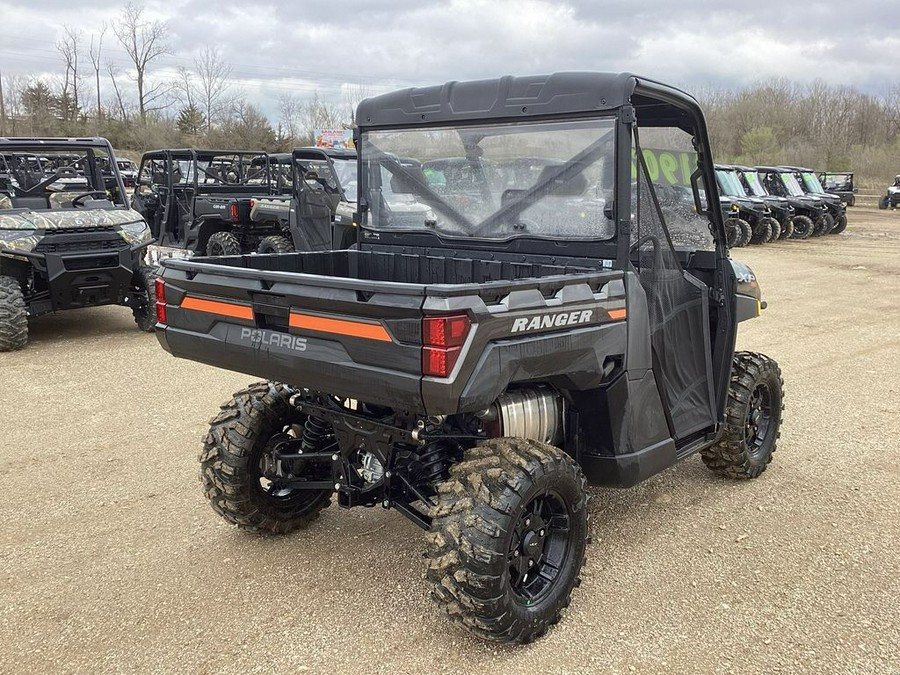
1, 0, 898, 120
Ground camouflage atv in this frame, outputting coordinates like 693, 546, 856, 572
0, 137, 156, 351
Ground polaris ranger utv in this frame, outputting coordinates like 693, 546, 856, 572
714, 164, 780, 244
734, 166, 795, 239
0, 137, 156, 351
130, 149, 271, 260
819, 171, 855, 206
247, 147, 358, 253
756, 166, 829, 239
782, 166, 847, 235
154, 73, 784, 644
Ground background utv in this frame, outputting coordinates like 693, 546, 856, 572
0, 137, 156, 351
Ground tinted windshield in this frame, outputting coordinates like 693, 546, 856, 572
361, 117, 616, 241
742, 170, 767, 197
715, 169, 746, 197
800, 172, 824, 193
779, 172, 804, 196
822, 173, 851, 189
331, 157, 358, 196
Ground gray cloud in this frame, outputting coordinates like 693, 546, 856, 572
1, 0, 897, 120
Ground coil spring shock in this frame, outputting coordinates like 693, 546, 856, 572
415, 442, 458, 487
300, 416, 330, 453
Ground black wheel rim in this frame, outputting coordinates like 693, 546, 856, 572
745, 383, 773, 459
250, 427, 306, 503
507, 490, 571, 605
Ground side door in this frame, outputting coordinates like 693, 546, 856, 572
630, 129, 719, 442
131, 157, 166, 239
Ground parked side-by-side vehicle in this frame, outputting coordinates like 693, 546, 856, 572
0, 137, 156, 351
153, 72, 785, 644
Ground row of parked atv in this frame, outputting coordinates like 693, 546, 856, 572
715, 165, 848, 248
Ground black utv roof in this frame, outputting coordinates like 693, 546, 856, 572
293, 147, 356, 159
0, 137, 110, 145
142, 149, 266, 160
0, 137, 114, 152
356, 72, 703, 130
756, 166, 792, 172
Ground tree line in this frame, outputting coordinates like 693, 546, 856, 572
0, 3, 356, 156
1, 3, 899, 187
699, 80, 900, 187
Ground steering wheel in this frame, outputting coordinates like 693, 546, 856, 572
71, 191, 107, 207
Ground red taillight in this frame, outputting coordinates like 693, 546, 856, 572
422, 314, 470, 377
155, 277, 167, 325
230, 203, 239, 223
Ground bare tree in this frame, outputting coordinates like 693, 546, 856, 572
342, 82, 371, 126
106, 62, 129, 122
56, 26, 82, 121
114, 2, 172, 120
278, 93, 303, 143
883, 84, 900, 137
175, 66, 196, 109
301, 92, 345, 141
88, 27, 107, 122
194, 46, 232, 131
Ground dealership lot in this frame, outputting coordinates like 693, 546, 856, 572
1, 209, 898, 674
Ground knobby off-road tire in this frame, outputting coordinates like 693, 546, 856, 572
130, 265, 157, 332
257, 235, 294, 254
725, 218, 741, 248
878, 196, 889, 210
778, 218, 794, 240
724, 218, 741, 248
749, 218, 773, 245
725, 218, 752, 248
790, 215, 814, 239
764, 217, 782, 242
206, 231, 242, 257
701, 352, 784, 479
199, 381, 332, 534
737, 218, 753, 247
813, 213, 834, 236
830, 212, 848, 234
425, 438, 589, 644
0, 275, 27, 351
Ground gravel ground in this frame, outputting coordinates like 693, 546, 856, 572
1, 209, 899, 675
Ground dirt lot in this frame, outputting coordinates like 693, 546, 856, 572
1, 208, 899, 675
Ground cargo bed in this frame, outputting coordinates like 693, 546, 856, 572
156, 249, 628, 414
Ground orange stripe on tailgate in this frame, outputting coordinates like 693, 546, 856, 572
608, 308, 627, 321
289, 312, 392, 342
181, 296, 255, 321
